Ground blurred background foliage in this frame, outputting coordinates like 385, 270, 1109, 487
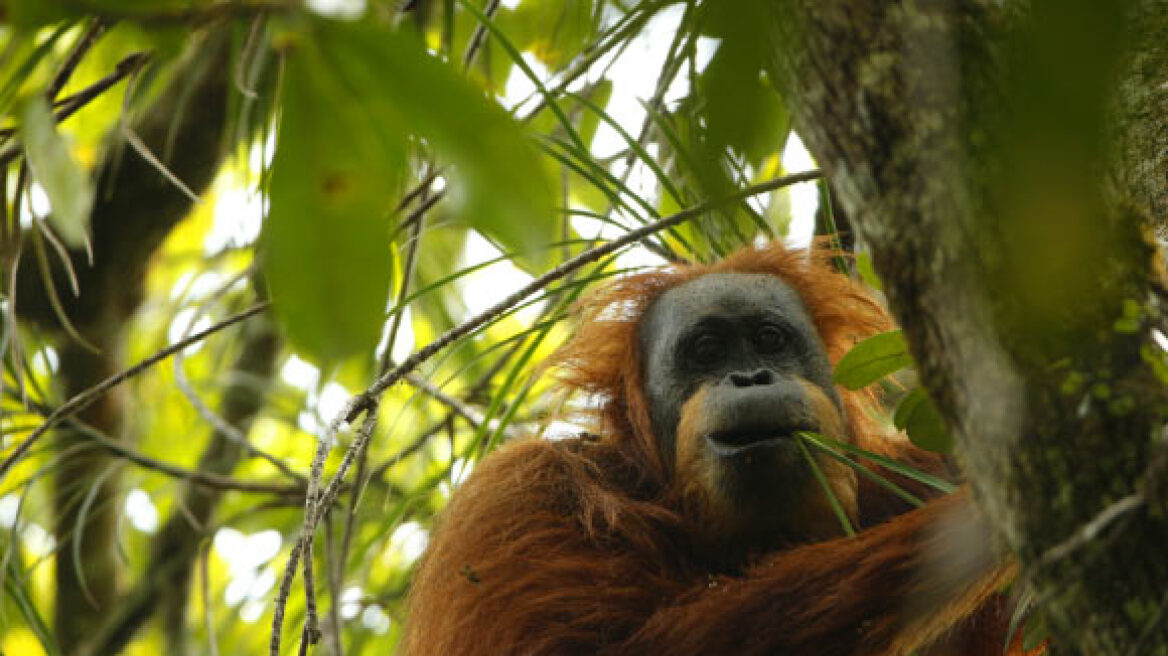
0, 1, 829, 653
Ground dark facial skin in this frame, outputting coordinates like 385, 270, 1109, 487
640, 273, 855, 547
640, 272, 839, 461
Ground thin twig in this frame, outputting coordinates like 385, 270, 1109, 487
0, 303, 269, 479
462, 0, 502, 70
299, 529, 321, 652
121, 127, 200, 202
27, 218, 99, 352
16, 413, 301, 495
330, 180, 431, 653
395, 167, 441, 215
403, 373, 491, 431
270, 539, 303, 656
0, 53, 150, 163
173, 351, 301, 481
48, 19, 111, 101
172, 272, 302, 481
271, 408, 379, 656
393, 190, 444, 238
516, 1, 661, 124
324, 513, 343, 656
235, 15, 265, 99
1036, 493, 1145, 570
200, 541, 219, 656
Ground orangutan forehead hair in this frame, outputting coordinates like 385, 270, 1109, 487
553, 243, 891, 403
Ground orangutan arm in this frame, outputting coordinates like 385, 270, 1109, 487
401, 439, 686, 655
403, 440, 1012, 656
622, 490, 1014, 656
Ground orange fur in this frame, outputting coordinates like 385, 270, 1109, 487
402, 243, 1027, 656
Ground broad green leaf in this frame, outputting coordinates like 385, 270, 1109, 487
310, 18, 555, 258
893, 388, 953, 453
263, 27, 404, 365
832, 330, 912, 389
19, 95, 93, 248
697, 0, 789, 166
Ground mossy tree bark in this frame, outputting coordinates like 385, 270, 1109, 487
766, 0, 1168, 651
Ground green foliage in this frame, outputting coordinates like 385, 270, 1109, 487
893, 388, 953, 454
855, 252, 883, 291
264, 16, 555, 364
18, 95, 93, 248
834, 330, 953, 453
264, 20, 405, 365
832, 330, 913, 389
0, 2, 956, 654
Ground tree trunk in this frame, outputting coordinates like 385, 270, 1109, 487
766, 0, 1168, 651
14, 27, 233, 654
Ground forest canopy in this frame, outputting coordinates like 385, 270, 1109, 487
0, 0, 1164, 654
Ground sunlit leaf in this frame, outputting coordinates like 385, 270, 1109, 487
310, 17, 555, 257
856, 251, 883, 291
573, 80, 613, 149
263, 26, 403, 365
19, 95, 94, 248
507, 0, 596, 69
832, 330, 912, 389
3, 558, 61, 656
893, 388, 953, 453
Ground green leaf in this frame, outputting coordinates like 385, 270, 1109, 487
800, 432, 956, 494
893, 388, 953, 453
5, 0, 75, 29
19, 95, 93, 248
4, 557, 61, 656
832, 330, 912, 389
696, 0, 788, 167
796, 437, 855, 536
856, 251, 883, 291
504, 0, 597, 70
264, 26, 404, 365
574, 80, 613, 149
311, 17, 555, 257
798, 431, 924, 508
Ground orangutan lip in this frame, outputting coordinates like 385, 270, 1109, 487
705, 432, 791, 457
705, 424, 817, 457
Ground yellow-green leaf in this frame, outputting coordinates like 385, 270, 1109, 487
832, 330, 912, 389
19, 95, 93, 248
263, 28, 404, 365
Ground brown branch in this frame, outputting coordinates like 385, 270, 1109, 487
0, 52, 150, 163
58, 416, 300, 495
48, 18, 111, 101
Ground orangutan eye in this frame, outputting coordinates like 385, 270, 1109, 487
690, 333, 723, 364
756, 324, 785, 353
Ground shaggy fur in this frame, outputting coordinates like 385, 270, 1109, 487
402, 243, 1033, 655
